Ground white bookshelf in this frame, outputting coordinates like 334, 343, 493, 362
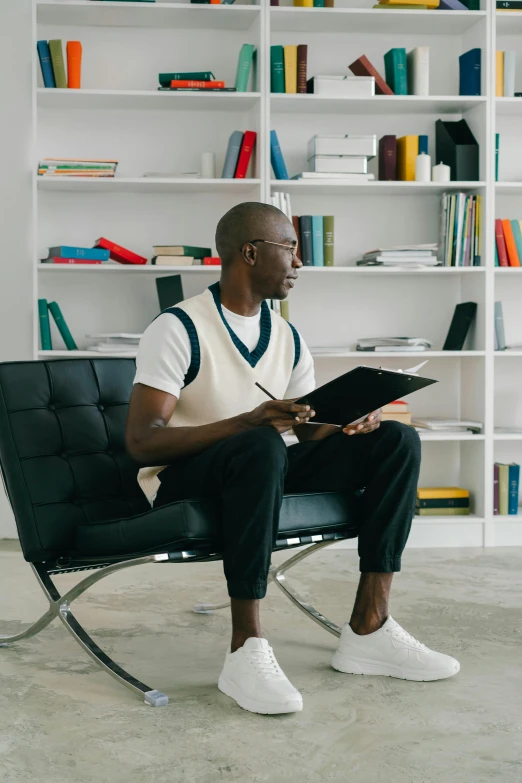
32, 0, 522, 549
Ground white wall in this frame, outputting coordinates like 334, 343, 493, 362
0, 0, 34, 537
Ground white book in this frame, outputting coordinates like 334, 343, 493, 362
86, 333, 142, 341
152, 256, 197, 266
293, 172, 375, 181
310, 76, 375, 97
407, 47, 429, 96
412, 418, 482, 431
87, 344, 138, 353
307, 135, 377, 159
364, 249, 434, 258
308, 156, 368, 174
379, 259, 439, 266
504, 51, 516, 98
357, 345, 428, 353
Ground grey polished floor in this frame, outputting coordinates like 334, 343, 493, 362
0, 540, 520, 783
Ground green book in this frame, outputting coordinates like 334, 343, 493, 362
235, 43, 255, 93
384, 48, 408, 96
511, 220, 522, 261
323, 216, 334, 266
38, 299, 52, 350
48, 302, 77, 350
270, 46, 285, 94
461, 0, 480, 8
152, 245, 211, 259
314, 0, 325, 5
158, 71, 214, 87
49, 40, 67, 89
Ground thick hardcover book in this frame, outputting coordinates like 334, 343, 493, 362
323, 216, 334, 266
417, 498, 470, 509
271, 0, 279, 5
66, 41, 82, 89
511, 219, 522, 263
496, 133, 500, 181
95, 238, 147, 265
159, 72, 214, 87
151, 257, 197, 265
37, 41, 56, 88
299, 216, 313, 265
297, 45, 308, 94
504, 51, 516, 98
314, 0, 325, 5
459, 48, 481, 96
495, 219, 509, 266
235, 43, 255, 92
348, 55, 394, 96
496, 51, 504, 97
202, 257, 221, 265
291, 216, 302, 261
234, 130, 256, 178
384, 48, 407, 95
379, 135, 396, 180
284, 46, 297, 93
270, 130, 289, 180
43, 258, 103, 265
153, 245, 211, 258
48, 246, 110, 261
222, 130, 244, 178
48, 301, 77, 350
49, 40, 67, 89
442, 301, 477, 350
407, 47, 429, 96
311, 216, 324, 266
416, 507, 470, 516
418, 135, 428, 155
501, 219, 521, 266
270, 46, 285, 93
38, 299, 52, 350
508, 463, 520, 514
396, 136, 418, 181
170, 80, 225, 88
494, 463, 500, 515
495, 301, 507, 350
417, 487, 469, 499
498, 464, 509, 515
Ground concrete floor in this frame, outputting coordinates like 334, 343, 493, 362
0, 542, 521, 783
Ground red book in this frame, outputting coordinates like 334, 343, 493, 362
348, 55, 394, 96
203, 257, 221, 265
170, 80, 225, 88
94, 237, 147, 265
234, 130, 256, 179
297, 45, 307, 94
43, 258, 103, 265
495, 219, 509, 267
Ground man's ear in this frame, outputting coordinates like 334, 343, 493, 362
241, 242, 256, 266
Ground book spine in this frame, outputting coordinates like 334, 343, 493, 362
49, 40, 67, 89
416, 507, 471, 516
504, 51, 516, 97
459, 48, 481, 96
66, 41, 82, 89
284, 46, 297, 93
311, 216, 324, 266
348, 55, 394, 96
234, 130, 256, 178
494, 301, 507, 349
95, 239, 147, 265
495, 219, 509, 266
408, 46, 429, 96
314, 0, 325, 5
48, 246, 110, 260
38, 299, 52, 350
297, 45, 307, 94
511, 219, 522, 263
270, 0, 280, 5
384, 48, 407, 95
270, 130, 289, 180
270, 46, 285, 93
501, 219, 521, 266
417, 489, 469, 499
323, 216, 334, 266
508, 464, 520, 514
202, 257, 221, 265
159, 72, 214, 86
499, 464, 509, 515
417, 498, 470, 509
37, 41, 56, 88
494, 463, 500, 515
291, 216, 302, 261
396, 136, 417, 181
379, 135, 397, 181
299, 216, 313, 265
280, 300, 289, 321
170, 80, 225, 88
496, 134, 500, 181
44, 258, 103, 265
222, 130, 244, 177
474, 194, 481, 266
418, 135, 428, 155
48, 302, 77, 350
235, 43, 255, 92
496, 51, 504, 97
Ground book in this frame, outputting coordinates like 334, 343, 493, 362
323, 216, 334, 266
48, 301, 77, 350
299, 216, 313, 265
511, 219, 522, 263
379, 0, 438, 4
291, 216, 302, 261
384, 48, 407, 96
284, 46, 297, 94
418, 135, 428, 156
151, 257, 198, 266
314, 0, 325, 5
235, 43, 255, 92
496, 133, 500, 181
379, 135, 396, 181
294, 0, 313, 5
407, 47, 429, 96
49, 40, 67, 89
382, 401, 408, 413
495, 218, 509, 266
66, 41, 82, 89
270, 130, 289, 180
508, 464, 520, 514
37, 41, 56, 88
47, 246, 110, 261
438, 0, 467, 7
412, 418, 482, 432
159, 71, 214, 87
417, 498, 470, 509
169, 80, 225, 88
38, 299, 52, 350
504, 51, 516, 98
416, 508, 470, 516
496, 51, 504, 97
202, 257, 221, 265
459, 48, 481, 96
498, 464, 509, 515
41, 258, 104, 265
501, 219, 520, 266
498, 0, 522, 5
443, 302, 477, 350
348, 55, 394, 96
309, 157, 367, 174
222, 130, 244, 178
307, 75, 375, 97
494, 463, 499, 515
297, 45, 307, 94
311, 216, 324, 266
270, 46, 285, 93
417, 487, 470, 499
234, 130, 256, 178
396, 136, 418, 181
94, 238, 147, 265
153, 245, 211, 258
381, 412, 412, 424
293, 173, 375, 181
495, 301, 507, 350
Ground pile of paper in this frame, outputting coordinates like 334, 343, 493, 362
357, 245, 439, 267
356, 337, 432, 352
412, 418, 483, 434
85, 334, 141, 353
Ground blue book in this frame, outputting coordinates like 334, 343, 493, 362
47, 246, 110, 260
311, 216, 324, 266
511, 220, 522, 262
508, 463, 520, 515
270, 130, 289, 180
459, 48, 481, 96
418, 135, 428, 155
37, 41, 56, 88
221, 130, 244, 178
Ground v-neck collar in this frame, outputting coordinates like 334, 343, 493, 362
209, 282, 271, 368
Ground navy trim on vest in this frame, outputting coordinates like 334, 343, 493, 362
208, 281, 271, 369
161, 307, 200, 388
287, 321, 300, 370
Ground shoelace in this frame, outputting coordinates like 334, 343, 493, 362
248, 648, 284, 680
391, 624, 428, 651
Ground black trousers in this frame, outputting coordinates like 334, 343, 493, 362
154, 421, 421, 600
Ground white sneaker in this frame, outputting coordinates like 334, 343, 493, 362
218, 637, 303, 715
332, 615, 460, 682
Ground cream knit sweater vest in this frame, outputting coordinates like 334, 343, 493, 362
137, 283, 297, 505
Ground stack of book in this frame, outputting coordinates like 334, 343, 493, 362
270, 45, 307, 94
495, 50, 517, 98
38, 299, 77, 351
41, 245, 111, 265
381, 400, 411, 424
357, 245, 438, 267
158, 44, 255, 93
494, 463, 520, 515
495, 218, 522, 267
305, 135, 376, 180
222, 131, 256, 178
38, 159, 118, 178
416, 487, 471, 517
37, 39, 82, 89
95, 238, 147, 265
348, 49, 430, 97
439, 193, 482, 267
151, 245, 212, 266
291, 216, 334, 266
356, 337, 432, 352
84, 334, 141, 354
412, 418, 483, 434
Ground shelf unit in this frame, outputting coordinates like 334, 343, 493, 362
32, 0, 520, 549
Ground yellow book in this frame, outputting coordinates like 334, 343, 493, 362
284, 46, 297, 94
417, 487, 470, 499
380, 0, 438, 5
496, 51, 504, 97
396, 135, 418, 181
294, 0, 314, 6
416, 507, 471, 516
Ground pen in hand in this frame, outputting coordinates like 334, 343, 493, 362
255, 381, 307, 423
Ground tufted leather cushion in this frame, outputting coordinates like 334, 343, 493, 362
0, 359, 359, 563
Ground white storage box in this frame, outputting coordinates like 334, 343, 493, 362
307, 135, 377, 158
309, 75, 375, 97
308, 156, 368, 174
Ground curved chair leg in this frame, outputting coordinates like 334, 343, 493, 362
0, 606, 55, 645
269, 541, 342, 638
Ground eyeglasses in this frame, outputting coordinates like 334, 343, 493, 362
245, 239, 299, 261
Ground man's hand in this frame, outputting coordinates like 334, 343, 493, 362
342, 409, 382, 437
242, 400, 315, 434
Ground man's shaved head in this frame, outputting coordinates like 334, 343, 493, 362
215, 202, 290, 267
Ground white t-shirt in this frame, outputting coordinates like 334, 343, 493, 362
134, 304, 315, 400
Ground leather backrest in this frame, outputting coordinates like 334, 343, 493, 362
0, 359, 148, 562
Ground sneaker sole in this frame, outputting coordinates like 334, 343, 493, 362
331, 651, 460, 682
218, 675, 303, 715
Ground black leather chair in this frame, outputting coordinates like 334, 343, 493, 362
0, 358, 360, 707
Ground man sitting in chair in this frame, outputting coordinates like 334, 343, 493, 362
125, 202, 460, 715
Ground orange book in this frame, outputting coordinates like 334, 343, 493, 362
66, 41, 82, 89
169, 80, 225, 88
501, 219, 521, 266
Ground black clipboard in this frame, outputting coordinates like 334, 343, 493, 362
295, 365, 438, 427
